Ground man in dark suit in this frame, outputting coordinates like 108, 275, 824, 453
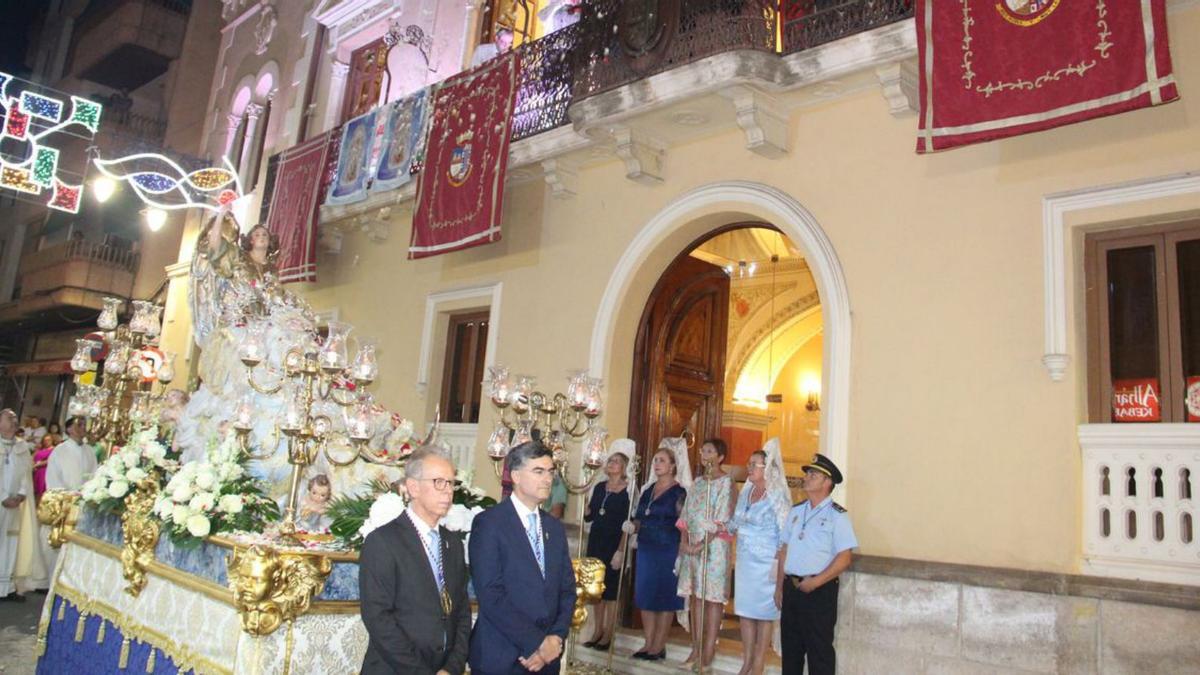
469, 441, 576, 674
360, 448, 471, 674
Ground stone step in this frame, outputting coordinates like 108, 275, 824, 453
568, 629, 782, 675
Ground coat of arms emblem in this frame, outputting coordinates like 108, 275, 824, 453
996, 0, 1061, 26
448, 129, 473, 186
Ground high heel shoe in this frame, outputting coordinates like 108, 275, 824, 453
646, 650, 667, 661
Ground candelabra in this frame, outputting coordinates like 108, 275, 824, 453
482, 366, 608, 493
237, 319, 393, 539
67, 297, 174, 455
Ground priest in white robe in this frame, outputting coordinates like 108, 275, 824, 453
40, 415, 97, 585
0, 408, 33, 602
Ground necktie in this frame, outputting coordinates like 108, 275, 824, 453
426, 529, 444, 592
527, 512, 545, 576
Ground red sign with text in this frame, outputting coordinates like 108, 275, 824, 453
1112, 378, 1161, 423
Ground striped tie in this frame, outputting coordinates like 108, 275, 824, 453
526, 512, 545, 576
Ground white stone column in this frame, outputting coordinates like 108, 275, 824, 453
324, 60, 350, 131
225, 112, 244, 164
238, 102, 265, 183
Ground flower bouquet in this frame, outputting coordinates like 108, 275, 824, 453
80, 426, 173, 514
153, 432, 280, 546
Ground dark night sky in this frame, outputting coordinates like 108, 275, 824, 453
0, 0, 44, 77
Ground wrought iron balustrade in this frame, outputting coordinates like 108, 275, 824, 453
781, 0, 913, 54
572, 0, 779, 101
512, 22, 583, 141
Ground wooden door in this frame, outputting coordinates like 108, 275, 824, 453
628, 254, 730, 479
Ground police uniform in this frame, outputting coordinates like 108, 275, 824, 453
779, 454, 856, 675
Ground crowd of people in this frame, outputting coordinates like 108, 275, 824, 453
362, 436, 856, 675
0, 409, 99, 604
1, 400, 857, 675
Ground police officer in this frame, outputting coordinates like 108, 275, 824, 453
773, 453, 856, 675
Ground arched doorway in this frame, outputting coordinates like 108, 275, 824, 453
589, 181, 852, 490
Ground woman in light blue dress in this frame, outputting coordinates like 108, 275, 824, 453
721, 439, 791, 675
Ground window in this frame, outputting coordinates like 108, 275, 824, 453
439, 311, 489, 424
1086, 221, 1200, 422
478, 0, 536, 48
341, 38, 390, 123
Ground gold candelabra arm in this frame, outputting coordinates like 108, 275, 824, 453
246, 365, 285, 395
558, 461, 599, 495
325, 381, 359, 407
321, 438, 360, 467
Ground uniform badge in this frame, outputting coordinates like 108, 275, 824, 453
996, 0, 1061, 27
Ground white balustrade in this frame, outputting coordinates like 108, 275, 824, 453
431, 422, 479, 477
1079, 424, 1199, 585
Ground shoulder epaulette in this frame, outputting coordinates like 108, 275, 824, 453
793, 499, 807, 508
832, 502, 847, 513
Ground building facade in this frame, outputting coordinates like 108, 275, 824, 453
147, 0, 1200, 671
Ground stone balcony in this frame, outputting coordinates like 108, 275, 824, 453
69, 0, 191, 91
0, 240, 139, 328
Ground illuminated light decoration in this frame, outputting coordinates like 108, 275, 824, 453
48, 180, 82, 213
31, 147, 58, 187
130, 171, 178, 194
20, 91, 63, 122
4, 101, 29, 138
93, 152, 243, 213
2, 166, 40, 193
0, 71, 103, 212
68, 96, 102, 133
186, 167, 236, 191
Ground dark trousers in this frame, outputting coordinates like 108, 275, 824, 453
781, 576, 839, 675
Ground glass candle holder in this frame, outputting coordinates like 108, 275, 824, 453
97, 297, 122, 331
103, 343, 130, 375
350, 339, 379, 384
486, 365, 512, 407
583, 425, 608, 468
71, 339, 99, 374
347, 401, 374, 441
233, 395, 255, 431
239, 322, 267, 366
486, 421, 511, 460
318, 321, 352, 372
156, 351, 176, 384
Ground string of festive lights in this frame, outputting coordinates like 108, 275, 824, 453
0, 70, 103, 212
187, 167, 237, 191
93, 153, 243, 213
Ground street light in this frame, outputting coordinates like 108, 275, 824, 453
143, 207, 168, 232
91, 176, 116, 203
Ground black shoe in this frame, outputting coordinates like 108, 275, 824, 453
647, 650, 666, 661
592, 642, 610, 651
2, 592, 26, 603
581, 640, 596, 649
632, 650, 649, 659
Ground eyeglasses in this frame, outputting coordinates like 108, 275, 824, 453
414, 477, 454, 491
747, 462, 766, 469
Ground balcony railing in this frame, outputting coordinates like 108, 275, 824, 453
572, 0, 779, 101
512, 22, 582, 141
1079, 424, 1199, 586
782, 0, 914, 54
19, 240, 140, 280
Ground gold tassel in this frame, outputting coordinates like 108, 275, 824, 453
97, 619, 107, 643
145, 648, 156, 673
56, 599, 65, 621
119, 637, 131, 669
74, 612, 87, 642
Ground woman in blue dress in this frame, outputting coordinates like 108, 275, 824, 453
624, 438, 691, 662
581, 441, 634, 650
720, 439, 791, 675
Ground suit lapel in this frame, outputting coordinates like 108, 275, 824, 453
396, 513, 444, 611
505, 498, 548, 584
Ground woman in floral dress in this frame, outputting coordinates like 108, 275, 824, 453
677, 437, 736, 667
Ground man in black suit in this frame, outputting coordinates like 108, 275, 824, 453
360, 448, 471, 674
469, 441, 576, 674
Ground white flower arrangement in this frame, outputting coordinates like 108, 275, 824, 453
79, 426, 172, 511
153, 432, 278, 544
357, 492, 407, 540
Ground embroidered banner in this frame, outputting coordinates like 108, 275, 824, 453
410, 52, 520, 259
326, 109, 380, 205
915, 0, 1179, 153
372, 88, 431, 193
265, 130, 334, 283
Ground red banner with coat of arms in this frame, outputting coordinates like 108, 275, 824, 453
410, 52, 520, 259
915, 0, 1179, 153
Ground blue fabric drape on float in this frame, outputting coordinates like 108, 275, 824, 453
38, 596, 183, 675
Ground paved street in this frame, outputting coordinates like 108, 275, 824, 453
0, 594, 43, 675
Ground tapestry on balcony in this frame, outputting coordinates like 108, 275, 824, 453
372, 87, 431, 194
265, 129, 336, 283
410, 51, 520, 259
915, 0, 1179, 153
326, 107, 381, 205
